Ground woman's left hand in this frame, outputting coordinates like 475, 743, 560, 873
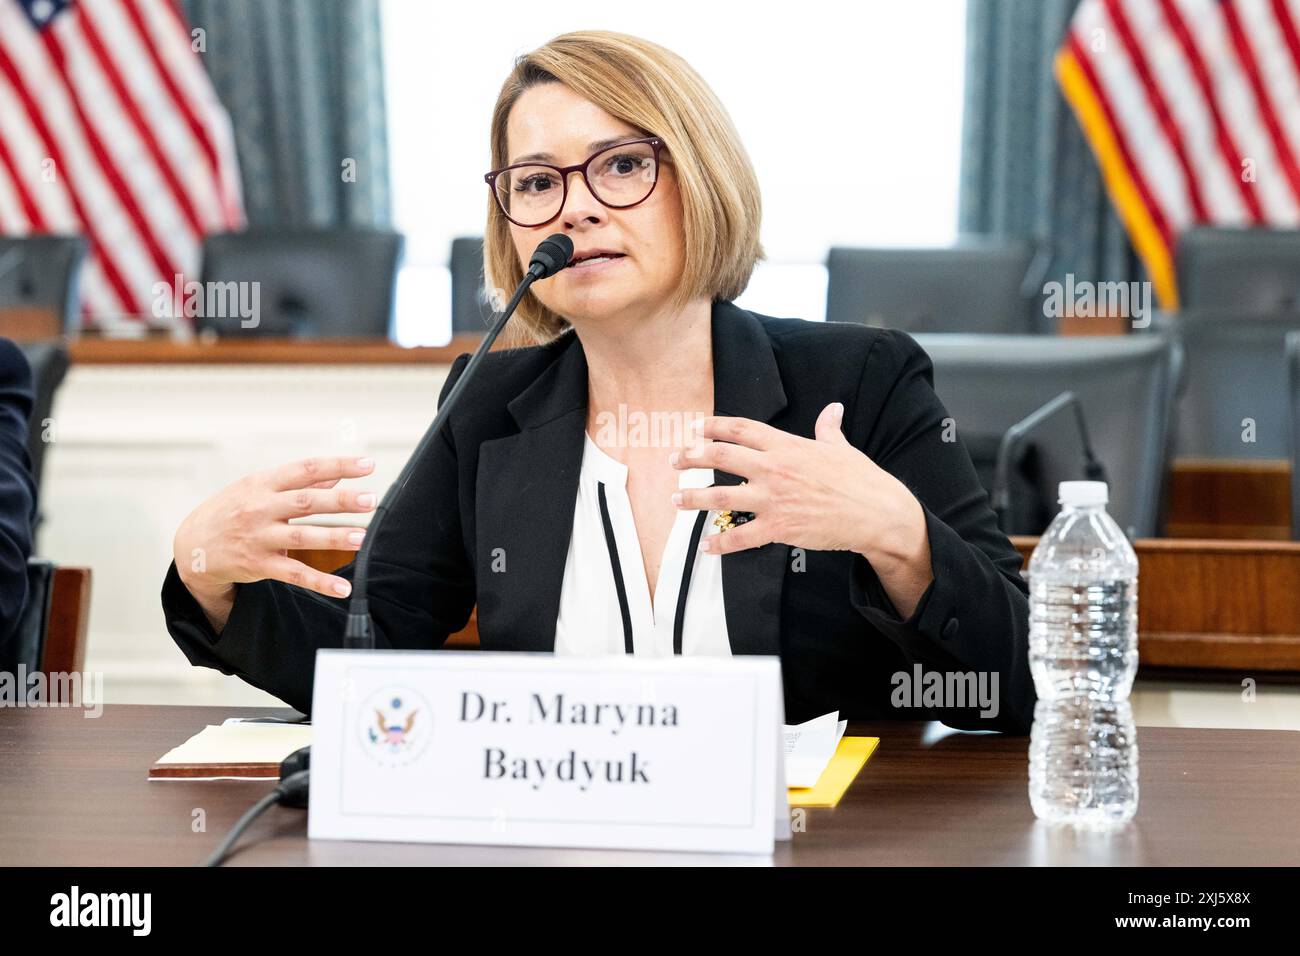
670, 402, 935, 615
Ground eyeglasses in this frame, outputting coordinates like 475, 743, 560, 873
484, 136, 664, 228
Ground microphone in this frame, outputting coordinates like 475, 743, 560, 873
210, 245, 570, 862
342, 233, 573, 649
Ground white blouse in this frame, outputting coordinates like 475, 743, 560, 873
553, 433, 733, 657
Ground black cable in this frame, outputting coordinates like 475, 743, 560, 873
203, 769, 310, 867
344, 276, 534, 648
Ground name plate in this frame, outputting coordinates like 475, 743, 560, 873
308, 650, 789, 855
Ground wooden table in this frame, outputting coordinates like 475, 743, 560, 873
1010, 536, 1300, 673
2, 705, 1296, 866
1166, 458, 1292, 540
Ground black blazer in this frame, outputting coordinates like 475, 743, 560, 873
0, 338, 36, 672
162, 301, 1035, 732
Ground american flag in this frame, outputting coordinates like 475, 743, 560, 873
0, 0, 243, 325
1057, 0, 1300, 309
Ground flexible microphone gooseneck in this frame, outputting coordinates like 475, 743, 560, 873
202, 235, 573, 865
342, 233, 573, 650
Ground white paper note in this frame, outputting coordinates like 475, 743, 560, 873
783, 711, 847, 788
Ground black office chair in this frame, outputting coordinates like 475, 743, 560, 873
0, 235, 88, 336
450, 237, 497, 334
825, 239, 1044, 333
1175, 227, 1300, 314
914, 332, 1180, 539
15, 341, 69, 525
1, 558, 90, 692
198, 228, 404, 338
1160, 308, 1300, 459
4, 557, 54, 673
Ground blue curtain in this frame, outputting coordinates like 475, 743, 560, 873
959, 0, 1139, 322
179, 0, 391, 228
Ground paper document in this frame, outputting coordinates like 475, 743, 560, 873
151, 723, 313, 779
787, 737, 879, 807
783, 711, 848, 788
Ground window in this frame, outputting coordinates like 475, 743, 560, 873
381, 0, 967, 344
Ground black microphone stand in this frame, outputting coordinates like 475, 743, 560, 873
204, 235, 573, 865
344, 233, 573, 649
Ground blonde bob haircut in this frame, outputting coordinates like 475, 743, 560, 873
485, 30, 764, 345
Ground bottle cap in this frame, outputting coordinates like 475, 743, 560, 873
1058, 480, 1108, 507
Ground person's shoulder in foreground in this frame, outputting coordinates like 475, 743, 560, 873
0, 338, 37, 672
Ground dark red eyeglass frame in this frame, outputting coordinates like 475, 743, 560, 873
483, 136, 665, 228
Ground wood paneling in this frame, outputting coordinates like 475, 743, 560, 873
41, 567, 92, 702
1166, 458, 1291, 539
66, 335, 485, 365
1057, 314, 1131, 336
1012, 536, 1300, 672
0, 307, 61, 341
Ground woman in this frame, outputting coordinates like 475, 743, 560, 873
162, 31, 1033, 732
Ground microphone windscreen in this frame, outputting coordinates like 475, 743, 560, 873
529, 234, 574, 279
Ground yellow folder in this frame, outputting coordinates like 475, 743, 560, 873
787, 736, 879, 807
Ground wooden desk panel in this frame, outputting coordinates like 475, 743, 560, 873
66, 335, 485, 365
1012, 536, 1300, 672
1166, 458, 1291, 540
298, 537, 1300, 670
1, 705, 1295, 866
299, 536, 1300, 671
0, 306, 61, 341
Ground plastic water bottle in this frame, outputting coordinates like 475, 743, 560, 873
1028, 480, 1139, 827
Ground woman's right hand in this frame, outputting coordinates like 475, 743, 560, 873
172, 456, 378, 632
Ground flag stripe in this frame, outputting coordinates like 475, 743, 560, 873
1059, 0, 1300, 305
0, 37, 139, 315
1122, 0, 1247, 222
1179, 0, 1298, 223
1269, 0, 1300, 143
38, 28, 180, 289
0, 61, 82, 232
1221, 0, 1300, 210
1104, 0, 1209, 221
138, 0, 244, 226
0, 166, 26, 233
1056, 44, 1178, 307
1078, 0, 1193, 229
0, 133, 46, 231
1067, 30, 1175, 246
1156, 0, 1265, 222
73, 3, 205, 237
84, 0, 224, 227
0, 0, 243, 326
49, 13, 200, 287
114, 0, 223, 204
0, 4, 158, 283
